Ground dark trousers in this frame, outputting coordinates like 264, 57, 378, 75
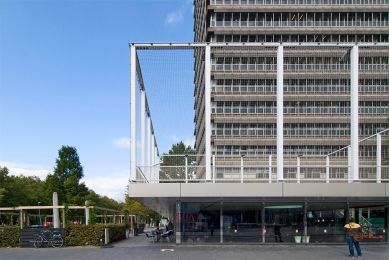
274, 231, 283, 242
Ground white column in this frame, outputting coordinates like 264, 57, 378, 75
348, 146, 352, 183
85, 200, 90, 225
154, 144, 159, 183
151, 135, 155, 183
350, 45, 359, 182
326, 155, 330, 183
240, 155, 244, 183
212, 155, 216, 183
269, 155, 272, 183
141, 90, 146, 173
130, 44, 137, 181
53, 192, 60, 228
377, 133, 381, 183
205, 44, 212, 180
147, 117, 152, 180
277, 45, 284, 182
297, 155, 301, 183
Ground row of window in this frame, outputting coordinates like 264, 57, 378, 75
211, 0, 387, 5
212, 34, 388, 42
212, 64, 389, 71
212, 20, 388, 27
212, 12, 388, 24
212, 102, 388, 115
212, 85, 389, 93
213, 123, 387, 136
214, 56, 386, 65
214, 79, 386, 85
214, 145, 386, 156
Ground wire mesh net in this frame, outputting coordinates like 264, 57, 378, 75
132, 43, 389, 183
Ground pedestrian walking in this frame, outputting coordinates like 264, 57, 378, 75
273, 222, 283, 242
343, 217, 363, 258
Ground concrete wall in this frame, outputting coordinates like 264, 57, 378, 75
128, 182, 388, 198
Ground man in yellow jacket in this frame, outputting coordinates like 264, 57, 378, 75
343, 217, 362, 258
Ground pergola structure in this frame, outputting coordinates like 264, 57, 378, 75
0, 206, 129, 229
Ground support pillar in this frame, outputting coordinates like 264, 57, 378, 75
130, 44, 137, 182
262, 202, 265, 243
377, 133, 381, 183
350, 45, 359, 182
176, 201, 181, 244
276, 44, 284, 182
205, 44, 212, 181
220, 202, 223, 243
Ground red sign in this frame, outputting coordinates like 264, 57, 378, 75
183, 213, 198, 223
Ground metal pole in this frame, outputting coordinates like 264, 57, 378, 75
185, 155, 188, 183
38, 202, 41, 225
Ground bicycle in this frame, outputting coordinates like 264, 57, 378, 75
34, 230, 63, 248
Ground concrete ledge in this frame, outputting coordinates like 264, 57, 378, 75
128, 182, 388, 198
180, 183, 283, 197
127, 183, 181, 197
283, 183, 387, 197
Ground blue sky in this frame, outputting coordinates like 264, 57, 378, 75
0, 0, 195, 202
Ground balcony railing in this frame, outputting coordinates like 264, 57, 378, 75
135, 155, 389, 184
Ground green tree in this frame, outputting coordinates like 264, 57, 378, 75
122, 184, 160, 221
159, 141, 196, 181
45, 146, 88, 205
0, 166, 47, 207
0, 166, 8, 206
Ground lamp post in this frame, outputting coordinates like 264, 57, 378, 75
38, 202, 41, 225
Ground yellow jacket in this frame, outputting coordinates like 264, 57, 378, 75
343, 222, 362, 236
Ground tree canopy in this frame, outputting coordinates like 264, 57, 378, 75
45, 146, 88, 205
159, 141, 196, 181
0, 145, 160, 225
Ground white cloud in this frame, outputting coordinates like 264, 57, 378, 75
183, 137, 195, 148
165, 0, 192, 24
83, 170, 130, 202
166, 10, 183, 24
113, 137, 131, 148
0, 161, 50, 180
169, 134, 179, 142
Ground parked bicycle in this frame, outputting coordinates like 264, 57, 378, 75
34, 230, 63, 248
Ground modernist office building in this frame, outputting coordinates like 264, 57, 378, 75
128, 0, 389, 244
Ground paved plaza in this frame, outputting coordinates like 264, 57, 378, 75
1, 232, 388, 260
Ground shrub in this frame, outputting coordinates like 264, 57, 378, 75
65, 224, 126, 246
0, 226, 20, 247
